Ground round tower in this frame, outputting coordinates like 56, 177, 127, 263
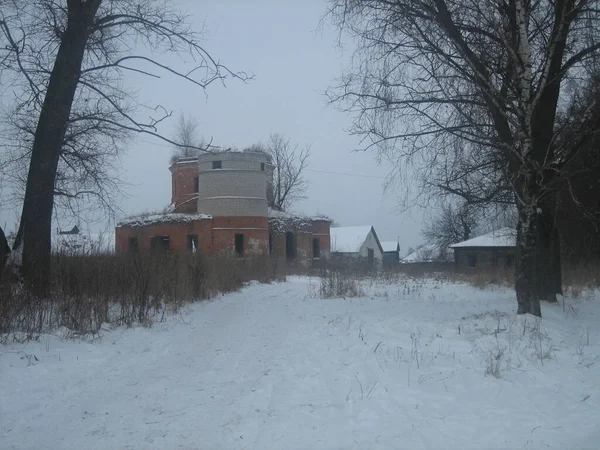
197, 151, 271, 256
197, 152, 269, 217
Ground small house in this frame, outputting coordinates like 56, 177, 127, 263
402, 243, 451, 263
381, 240, 400, 268
450, 227, 517, 268
330, 225, 384, 269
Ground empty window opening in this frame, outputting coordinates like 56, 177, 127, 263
128, 237, 138, 252
286, 231, 296, 260
261, 162, 265, 171
150, 236, 170, 253
312, 238, 320, 259
188, 235, 198, 253
212, 160, 222, 169
235, 234, 244, 256
193, 176, 199, 193
467, 254, 477, 268
367, 248, 374, 266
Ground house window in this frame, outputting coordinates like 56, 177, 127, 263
467, 254, 477, 268
188, 235, 198, 253
235, 233, 244, 256
261, 162, 265, 171
128, 237, 138, 252
212, 160, 222, 169
193, 176, 199, 193
312, 238, 320, 258
150, 236, 170, 253
367, 248, 374, 266
269, 233, 273, 255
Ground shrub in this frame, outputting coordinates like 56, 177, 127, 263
0, 251, 285, 339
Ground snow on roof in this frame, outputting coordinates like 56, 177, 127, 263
330, 226, 373, 253
402, 243, 438, 262
117, 212, 212, 228
381, 241, 399, 252
450, 227, 517, 248
268, 208, 331, 233
402, 243, 453, 263
268, 208, 331, 222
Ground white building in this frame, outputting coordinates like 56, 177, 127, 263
330, 225, 384, 268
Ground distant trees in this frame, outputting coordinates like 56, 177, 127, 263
245, 133, 311, 212
327, 0, 600, 316
0, 0, 247, 296
423, 202, 478, 255
555, 75, 600, 261
170, 114, 211, 164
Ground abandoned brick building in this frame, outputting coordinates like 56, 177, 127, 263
115, 151, 331, 261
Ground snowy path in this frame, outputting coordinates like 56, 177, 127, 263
1, 276, 599, 449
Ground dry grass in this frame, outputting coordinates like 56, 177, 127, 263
376, 260, 600, 294
0, 251, 285, 340
318, 269, 365, 299
562, 262, 600, 295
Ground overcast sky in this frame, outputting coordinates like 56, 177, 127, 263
1, 0, 426, 254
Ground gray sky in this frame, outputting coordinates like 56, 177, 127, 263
2, 0, 426, 253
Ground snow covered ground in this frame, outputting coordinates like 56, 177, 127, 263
1, 276, 599, 449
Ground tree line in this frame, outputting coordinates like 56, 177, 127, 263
0, 0, 599, 320
326, 0, 600, 316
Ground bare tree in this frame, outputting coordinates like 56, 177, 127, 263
245, 133, 311, 211
423, 201, 478, 255
1, 90, 128, 227
327, 0, 600, 316
0, 0, 249, 296
170, 114, 210, 164
0, 226, 9, 279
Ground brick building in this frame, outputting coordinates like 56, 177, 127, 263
115, 151, 330, 261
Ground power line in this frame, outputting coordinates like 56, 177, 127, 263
306, 168, 386, 179
135, 139, 386, 179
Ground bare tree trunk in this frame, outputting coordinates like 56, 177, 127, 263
515, 182, 560, 316
538, 193, 561, 302
0, 225, 9, 283
515, 202, 543, 316
15, 1, 100, 297
554, 227, 563, 296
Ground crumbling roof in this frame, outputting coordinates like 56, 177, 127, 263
450, 227, 517, 248
268, 208, 330, 221
268, 208, 331, 233
117, 212, 212, 228
330, 225, 381, 253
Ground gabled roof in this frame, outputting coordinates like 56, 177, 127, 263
381, 241, 400, 252
450, 227, 517, 248
330, 225, 383, 253
402, 243, 450, 262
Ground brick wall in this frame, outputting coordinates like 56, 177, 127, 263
269, 219, 331, 261
211, 216, 269, 256
169, 162, 199, 213
115, 219, 213, 253
311, 220, 331, 254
